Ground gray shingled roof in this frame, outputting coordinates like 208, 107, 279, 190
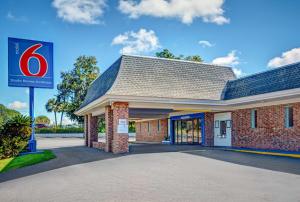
80, 55, 236, 109
79, 58, 121, 108
223, 62, 300, 100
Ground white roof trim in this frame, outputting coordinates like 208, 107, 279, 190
75, 87, 300, 116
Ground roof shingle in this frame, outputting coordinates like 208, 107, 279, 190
79, 55, 236, 109
223, 62, 300, 100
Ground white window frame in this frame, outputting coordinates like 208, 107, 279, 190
251, 109, 257, 129
285, 106, 293, 128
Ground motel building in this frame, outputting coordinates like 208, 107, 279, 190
75, 55, 300, 154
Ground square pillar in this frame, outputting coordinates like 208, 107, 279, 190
87, 114, 98, 148
84, 115, 89, 146
112, 102, 129, 154
105, 106, 113, 152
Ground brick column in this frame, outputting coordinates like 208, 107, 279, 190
87, 114, 98, 148
204, 112, 214, 146
84, 115, 89, 146
105, 106, 113, 152
112, 102, 129, 154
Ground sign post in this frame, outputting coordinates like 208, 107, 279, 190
8, 37, 53, 152
29, 87, 36, 151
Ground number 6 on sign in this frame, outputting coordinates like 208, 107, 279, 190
20, 44, 48, 77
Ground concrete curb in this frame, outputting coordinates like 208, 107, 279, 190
224, 149, 300, 158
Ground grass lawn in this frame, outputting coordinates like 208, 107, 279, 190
0, 150, 56, 173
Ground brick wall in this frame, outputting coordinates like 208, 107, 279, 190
135, 119, 168, 142
87, 114, 98, 148
204, 112, 214, 146
105, 106, 113, 152
111, 102, 129, 154
232, 103, 300, 151
92, 142, 106, 150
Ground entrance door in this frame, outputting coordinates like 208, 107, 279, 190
174, 118, 202, 144
214, 113, 232, 147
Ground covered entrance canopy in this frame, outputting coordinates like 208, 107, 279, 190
75, 55, 236, 153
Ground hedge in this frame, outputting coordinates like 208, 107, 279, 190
35, 127, 84, 134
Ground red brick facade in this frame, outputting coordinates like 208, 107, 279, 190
204, 113, 214, 146
84, 115, 88, 146
105, 106, 113, 152
111, 102, 129, 154
84, 102, 300, 153
232, 103, 300, 151
135, 119, 168, 142
92, 141, 106, 150
87, 114, 98, 148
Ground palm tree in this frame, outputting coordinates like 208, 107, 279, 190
45, 98, 59, 128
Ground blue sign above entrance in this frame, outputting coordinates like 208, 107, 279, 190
8, 37, 54, 89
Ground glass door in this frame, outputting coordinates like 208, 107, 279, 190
174, 118, 203, 144
186, 120, 193, 144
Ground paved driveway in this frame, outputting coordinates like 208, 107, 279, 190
0, 138, 300, 202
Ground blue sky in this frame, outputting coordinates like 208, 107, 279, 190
1, 0, 300, 124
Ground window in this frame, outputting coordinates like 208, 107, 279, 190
226, 120, 231, 128
157, 120, 161, 132
214, 120, 220, 128
251, 109, 257, 128
219, 121, 227, 138
285, 106, 293, 128
148, 122, 150, 133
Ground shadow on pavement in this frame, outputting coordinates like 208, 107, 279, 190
0, 146, 121, 183
1, 143, 300, 183
182, 149, 300, 175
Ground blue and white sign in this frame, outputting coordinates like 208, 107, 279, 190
8, 37, 53, 89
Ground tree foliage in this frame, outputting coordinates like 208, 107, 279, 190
35, 115, 50, 125
45, 98, 59, 127
47, 56, 99, 124
0, 104, 21, 128
156, 49, 203, 62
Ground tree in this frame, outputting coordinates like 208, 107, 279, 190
0, 104, 20, 128
45, 98, 59, 127
55, 56, 99, 123
184, 55, 202, 62
156, 49, 177, 59
156, 49, 203, 62
35, 115, 50, 125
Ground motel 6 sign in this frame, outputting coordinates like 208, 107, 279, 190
8, 37, 53, 88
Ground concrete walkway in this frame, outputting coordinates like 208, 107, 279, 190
0, 138, 300, 202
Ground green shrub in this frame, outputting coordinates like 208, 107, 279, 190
0, 115, 32, 159
35, 127, 84, 134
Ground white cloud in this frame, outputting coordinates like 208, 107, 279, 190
199, 40, 214, 48
6, 11, 28, 22
267, 47, 300, 68
8, 101, 28, 110
212, 50, 244, 77
212, 50, 239, 66
112, 28, 160, 54
232, 67, 244, 78
118, 0, 229, 25
52, 0, 106, 24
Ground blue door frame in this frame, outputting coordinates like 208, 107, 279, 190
170, 113, 205, 145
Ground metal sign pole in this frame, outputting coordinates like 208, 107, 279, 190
29, 86, 36, 152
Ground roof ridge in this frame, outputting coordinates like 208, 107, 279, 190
121, 54, 234, 70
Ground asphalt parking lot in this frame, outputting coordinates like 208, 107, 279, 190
0, 138, 300, 202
